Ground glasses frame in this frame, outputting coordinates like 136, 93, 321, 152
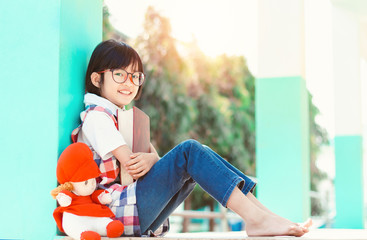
97, 69, 145, 86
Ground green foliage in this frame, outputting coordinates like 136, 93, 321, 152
132, 7, 194, 154
309, 93, 329, 215
134, 7, 256, 171
132, 7, 256, 209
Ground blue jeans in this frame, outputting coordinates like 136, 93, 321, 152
135, 139, 256, 234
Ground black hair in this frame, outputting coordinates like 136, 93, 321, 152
85, 39, 144, 99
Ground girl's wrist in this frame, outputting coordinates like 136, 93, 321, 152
150, 152, 159, 163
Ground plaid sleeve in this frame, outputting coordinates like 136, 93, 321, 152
108, 182, 135, 206
107, 182, 141, 236
93, 151, 120, 185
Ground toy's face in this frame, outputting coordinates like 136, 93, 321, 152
71, 178, 97, 196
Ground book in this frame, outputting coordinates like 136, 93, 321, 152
117, 106, 150, 186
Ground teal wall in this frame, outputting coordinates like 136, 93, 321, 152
256, 76, 310, 223
0, 1, 102, 239
59, 0, 103, 152
334, 135, 364, 228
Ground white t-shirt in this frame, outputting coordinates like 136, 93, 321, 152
77, 93, 127, 160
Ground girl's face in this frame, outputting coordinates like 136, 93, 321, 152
97, 64, 140, 108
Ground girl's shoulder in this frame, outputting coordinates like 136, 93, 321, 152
82, 110, 117, 130
81, 105, 117, 127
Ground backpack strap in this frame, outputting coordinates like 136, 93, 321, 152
71, 105, 118, 143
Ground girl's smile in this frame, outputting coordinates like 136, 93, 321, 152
119, 90, 132, 95
118, 87, 134, 96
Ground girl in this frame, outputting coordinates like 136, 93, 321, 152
73, 39, 312, 237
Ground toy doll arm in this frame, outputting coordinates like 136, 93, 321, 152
91, 189, 112, 205
56, 190, 73, 207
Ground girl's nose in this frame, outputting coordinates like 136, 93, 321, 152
122, 74, 134, 86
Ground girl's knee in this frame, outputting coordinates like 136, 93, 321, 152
180, 139, 203, 151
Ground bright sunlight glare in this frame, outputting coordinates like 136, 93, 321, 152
104, 0, 257, 62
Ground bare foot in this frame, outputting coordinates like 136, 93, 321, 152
245, 211, 311, 237
227, 188, 312, 237
298, 218, 313, 233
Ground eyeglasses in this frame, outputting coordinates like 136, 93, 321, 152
97, 69, 145, 86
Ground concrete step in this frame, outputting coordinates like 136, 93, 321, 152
57, 229, 367, 240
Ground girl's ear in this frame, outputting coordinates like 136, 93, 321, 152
91, 72, 101, 88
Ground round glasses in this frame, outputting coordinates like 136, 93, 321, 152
97, 69, 145, 86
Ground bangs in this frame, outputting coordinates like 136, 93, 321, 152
103, 43, 143, 73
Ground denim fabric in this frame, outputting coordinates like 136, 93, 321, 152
136, 139, 256, 234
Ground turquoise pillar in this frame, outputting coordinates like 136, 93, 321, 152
332, 3, 364, 228
0, 1, 102, 239
256, 76, 310, 222
256, 0, 310, 222
334, 136, 364, 228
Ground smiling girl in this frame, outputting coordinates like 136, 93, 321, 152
72, 39, 312, 238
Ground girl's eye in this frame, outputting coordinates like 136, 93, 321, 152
84, 180, 88, 185
115, 73, 123, 76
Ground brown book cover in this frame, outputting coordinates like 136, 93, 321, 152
118, 106, 150, 153
132, 107, 150, 153
117, 106, 150, 186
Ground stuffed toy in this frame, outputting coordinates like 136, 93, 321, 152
51, 142, 124, 240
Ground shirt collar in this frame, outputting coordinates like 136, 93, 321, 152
84, 93, 125, 114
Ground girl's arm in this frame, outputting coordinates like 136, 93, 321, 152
112, 142, 159, 164
126, 152, 159, 179
119, 143, 160, 180
113, 143, 160, 181
112, 145, 135, 185
112, 145, 134, 165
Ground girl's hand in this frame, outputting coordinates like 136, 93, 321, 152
125, 152, 158, 179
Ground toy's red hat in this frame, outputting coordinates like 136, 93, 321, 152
56, 142, 100, 184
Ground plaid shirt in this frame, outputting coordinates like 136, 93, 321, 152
71, 104, 169, 236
